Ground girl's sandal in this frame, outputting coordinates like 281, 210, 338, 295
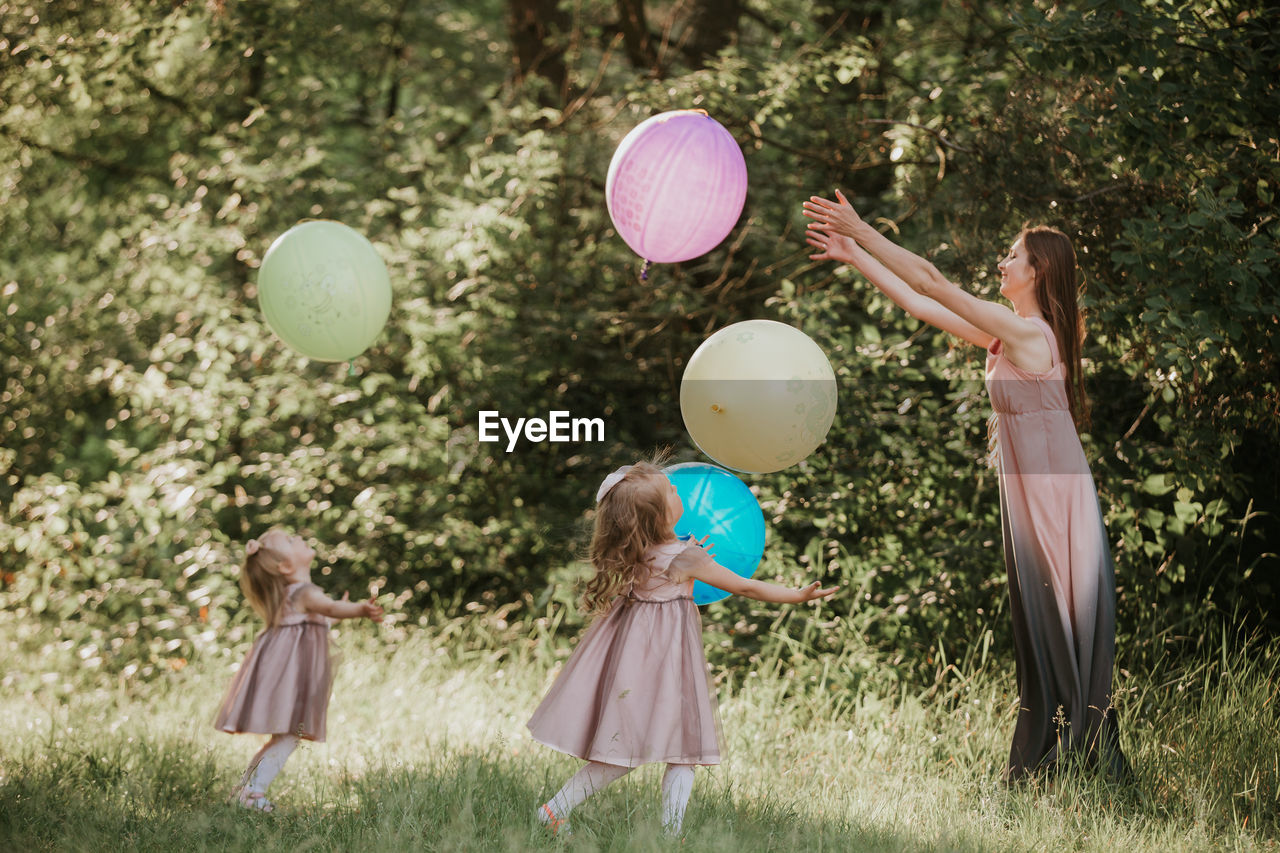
237, 788, 275, 812
539, 803, 572, 837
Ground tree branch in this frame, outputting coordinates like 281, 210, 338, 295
1, 128, 166, 181
858, 118, 973, 154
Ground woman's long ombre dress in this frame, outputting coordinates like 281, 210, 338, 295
986, 317, 1128, 780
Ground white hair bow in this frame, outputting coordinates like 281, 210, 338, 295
245, 538, 261, 556
595, 465, 633, 504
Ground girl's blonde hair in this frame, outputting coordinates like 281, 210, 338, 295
581, 458, 674, 613
240, 528, 293, 627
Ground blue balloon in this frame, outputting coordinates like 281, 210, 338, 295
664, 462, 766, 605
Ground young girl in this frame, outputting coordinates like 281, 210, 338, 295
214, 528, 383, 811
527, 461, 837, 836
803, 190, 1129, 781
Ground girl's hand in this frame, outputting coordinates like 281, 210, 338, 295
305, 588, 383, 622
797, 581, 839, 602
360, 598, 385, 623
802, 189, 866, 238
343, 592, 384, 622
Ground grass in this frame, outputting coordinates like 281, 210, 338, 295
1, 606, 1277, 852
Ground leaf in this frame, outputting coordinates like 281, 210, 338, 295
1173, 500, 1201, 525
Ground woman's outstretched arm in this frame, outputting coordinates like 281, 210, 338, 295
804, 191, 1050, 368
807, 225, 994, 349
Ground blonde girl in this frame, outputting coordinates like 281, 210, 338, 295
214, 528, 383, 811
527, 461, 837, 836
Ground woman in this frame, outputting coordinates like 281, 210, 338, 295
803, 190, 1128, 781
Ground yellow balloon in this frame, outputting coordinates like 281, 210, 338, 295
257, 221, 391, 362
680, 320, 837, 473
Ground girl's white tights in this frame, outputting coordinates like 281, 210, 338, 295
544, 760, 632, 818
239, 734, 300, 793
660, 763, 695, 833
542, 760, 696, 834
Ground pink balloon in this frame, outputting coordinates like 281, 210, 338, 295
605, 110, 748, 265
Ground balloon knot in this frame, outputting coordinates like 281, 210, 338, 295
640, 259, 652, 281
710, 404, 723, 414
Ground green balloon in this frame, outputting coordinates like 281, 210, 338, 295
257, 221, 392, 362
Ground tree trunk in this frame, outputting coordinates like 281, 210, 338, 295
507, 0, 569, 104
382, 0, 415, 121
616, 0, 657, 70
683, 0, 742, 66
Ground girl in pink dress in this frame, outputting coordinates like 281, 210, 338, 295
214, 528, 383, 811
527, 461, 837, 836
803, 191, 1129, 781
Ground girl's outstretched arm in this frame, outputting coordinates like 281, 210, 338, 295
807, 225, 993, 349
670, 545, 837, 605
294, 585, 384, 622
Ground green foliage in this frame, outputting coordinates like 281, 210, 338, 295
1, 0, 1276, 682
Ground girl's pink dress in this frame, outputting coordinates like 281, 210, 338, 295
527, 540, 724, 767
214, 581, 335, 742
986, 316, 1126, 779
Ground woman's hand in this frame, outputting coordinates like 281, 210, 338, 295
802, 189, 867, 238
806, 224, 862, 265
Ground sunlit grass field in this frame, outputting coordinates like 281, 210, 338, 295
2, 607, 1277, 851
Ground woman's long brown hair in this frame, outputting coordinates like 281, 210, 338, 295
581, 460, 675, 613
1023, 225, 1091, 429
